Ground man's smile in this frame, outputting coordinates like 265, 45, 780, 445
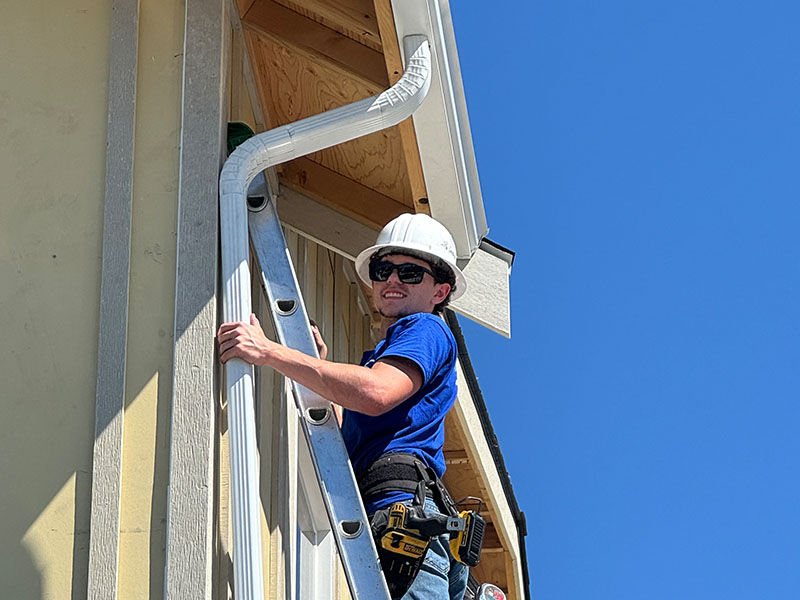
382, 290, 406, 299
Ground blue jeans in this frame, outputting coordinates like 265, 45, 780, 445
400, 497, 469, 600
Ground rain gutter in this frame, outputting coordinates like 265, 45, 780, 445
391, 0, 489, 264
218, 35, 431, 600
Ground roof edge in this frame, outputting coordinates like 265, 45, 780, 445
391, 0, 489, 261
445, 310, 531, 600
480, 238, 516, 269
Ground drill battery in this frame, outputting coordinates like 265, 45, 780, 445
450, 509, 486, 567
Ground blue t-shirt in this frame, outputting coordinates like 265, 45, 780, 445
341, 312, 458, 513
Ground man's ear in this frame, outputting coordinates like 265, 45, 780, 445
433, 282, 451, 303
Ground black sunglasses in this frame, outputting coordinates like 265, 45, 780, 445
368, 260, 435, 284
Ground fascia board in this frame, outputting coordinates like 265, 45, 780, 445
391, 0, 488, 262
452, 362, 527, 598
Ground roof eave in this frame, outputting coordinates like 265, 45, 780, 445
391, 0, 489, 263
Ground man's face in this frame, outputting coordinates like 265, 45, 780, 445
371, 254, 451, 320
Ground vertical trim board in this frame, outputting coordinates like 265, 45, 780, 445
164, 0, 228, 599
87, 1, 140, 598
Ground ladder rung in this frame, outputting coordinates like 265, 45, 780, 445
247, 175, 392, 600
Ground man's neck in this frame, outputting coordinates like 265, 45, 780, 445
379, 316, 398, 338
379, 310, 438, 338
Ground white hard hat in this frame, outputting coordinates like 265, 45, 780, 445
354, 213, 467, 300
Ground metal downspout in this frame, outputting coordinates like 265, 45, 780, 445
219, 35, 431, 600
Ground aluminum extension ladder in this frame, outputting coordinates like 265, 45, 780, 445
245, 172, 392, 600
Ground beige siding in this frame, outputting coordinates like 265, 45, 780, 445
1, 0, 187, 597
0, 2, 110, 597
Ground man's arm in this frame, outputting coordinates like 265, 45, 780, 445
217, 314, 423, 416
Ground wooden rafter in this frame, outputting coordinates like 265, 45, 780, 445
270, 0, 382, 51
243, 0, 388, 88
236, 0, 256, 17
280, 157, 408, 229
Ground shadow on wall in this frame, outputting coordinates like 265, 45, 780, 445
0, 324, 174, 598
0, 215, 175, 598
0, 201, 96, 598
0, 548, 42, 600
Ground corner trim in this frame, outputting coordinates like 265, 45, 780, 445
164, 1, 228, 598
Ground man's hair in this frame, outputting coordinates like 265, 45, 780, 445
370, 250, 457, 313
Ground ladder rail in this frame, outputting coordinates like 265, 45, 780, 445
248, 193, 391, 599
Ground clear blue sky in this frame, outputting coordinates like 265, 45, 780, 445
451, 2, 800, 598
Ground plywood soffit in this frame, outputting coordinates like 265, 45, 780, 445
239, 0, 424, 227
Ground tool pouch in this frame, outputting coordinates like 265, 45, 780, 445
369, 503, 430, 599
363, 454, 486, 595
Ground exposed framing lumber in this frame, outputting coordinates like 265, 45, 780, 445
230, 20, 244, 122
229, 0, 267, 131
443, 448, 470, 465
164, 0, 228, 598
480, 523, 503, 552
243, 0, 388, 89
270, 0, 381, 51
228, 0, 282, 197
276, 185, 378, 261
280, 157, 408, 229
236, 0, 256, 18
373, 0, 429, 214
87, 1, 139, 598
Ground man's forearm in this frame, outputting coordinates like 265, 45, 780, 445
256, 342, 390, 416
218, 316, 419, 415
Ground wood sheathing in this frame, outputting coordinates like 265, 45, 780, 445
237, 0, 430, 227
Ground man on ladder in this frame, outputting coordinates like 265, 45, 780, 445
218, 213, 473, 600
